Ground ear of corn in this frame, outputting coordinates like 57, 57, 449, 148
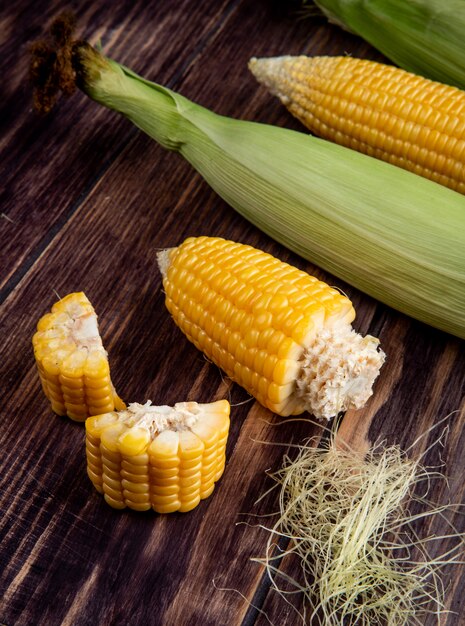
158, 236, 385, 419
85, 399, 230, 513
249, 55, 465, 194
33, 292, 125, 421
33, 37, 465, 339
313, 0, 465, 91
78, 50, 465, 339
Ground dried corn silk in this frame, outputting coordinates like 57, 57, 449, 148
245, 420, 465, 625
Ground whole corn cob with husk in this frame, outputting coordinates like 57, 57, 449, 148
33, 292, 125, 421
312, 0, 465, 91
158, 236, 385, 419
30, 15, 465, 339
85, 399, 230, 513
249, 55, 465, 194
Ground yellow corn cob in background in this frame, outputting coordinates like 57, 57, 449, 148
33, 292, 125, 421
249, 55, 465, 194
158, 237, 385, 420
85, 399, 230, 513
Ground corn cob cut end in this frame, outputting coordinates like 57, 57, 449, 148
32, 292, 125, 421
86, 399, 230, 513
158, 237, 385, 421
295, 326, 384, 419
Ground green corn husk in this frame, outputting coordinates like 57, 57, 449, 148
312, 0, 465, 90
32, 28, 465, 339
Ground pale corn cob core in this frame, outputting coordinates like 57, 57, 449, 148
249, 55, 465, 193
33, 292, 125, 421
158, 237, 385, 419
85, 399, 230, 513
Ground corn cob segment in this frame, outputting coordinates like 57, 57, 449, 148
33, 292, 125, 421
249, 55, 465, 193
158, 237, 385, 420
85, 399, 230, 513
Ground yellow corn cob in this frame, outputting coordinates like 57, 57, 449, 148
85, 399, 230, 513
249, 55, 465, 194
158, 237, 385, 420
33, 292, 125, 421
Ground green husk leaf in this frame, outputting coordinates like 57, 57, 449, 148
312, 0, 465, 90
31, 18, 465, 339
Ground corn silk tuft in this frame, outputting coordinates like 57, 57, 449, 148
246, 420, 464, 625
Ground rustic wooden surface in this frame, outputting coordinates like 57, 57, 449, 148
1, 1, 464, 625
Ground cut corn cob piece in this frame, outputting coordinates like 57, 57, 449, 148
249, 55, 465, 194
33, 292, 125, 421
158, 237, 385, 420
85, 399, 230, 513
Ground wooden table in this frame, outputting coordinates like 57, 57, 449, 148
1, 2, 464, 624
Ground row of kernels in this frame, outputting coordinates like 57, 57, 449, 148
101, 445, 125, 510
86, 432, 103, 493
61, 374, 88, 421
200, 443, 221, 499
216, 420, 229, 451
193, 410, 228, 497
179, 472, 202, 512
150, 430, 185, 513
210, 343, 236, 375
121, 453, 151, 512
177, 294, 200, 324
178, 430, 205, 512
37, 366, 67, 415
200, 461, 217, 499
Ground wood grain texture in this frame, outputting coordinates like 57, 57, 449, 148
1, 1, 464, 625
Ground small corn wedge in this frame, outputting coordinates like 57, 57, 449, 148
249, 55, 465, 194
85, 399, 230, 513
158, 237, 385, 419
33, 292, 125, 421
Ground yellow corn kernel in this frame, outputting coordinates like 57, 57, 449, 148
85, 399, 230, 514
249, 55, 465, 193
33, 292, 125, 421
158, 237, 385, 419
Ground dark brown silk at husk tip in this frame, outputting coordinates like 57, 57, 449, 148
30, 12, 88, 114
